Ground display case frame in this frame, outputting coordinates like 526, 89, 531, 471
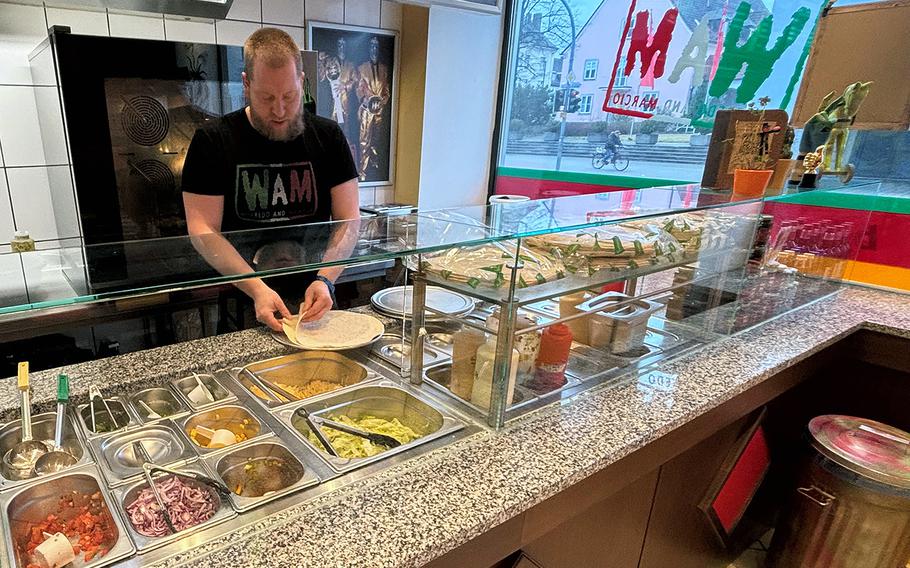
0, 182, 883, 428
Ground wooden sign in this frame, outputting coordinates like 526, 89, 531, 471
701, 109, 789, 189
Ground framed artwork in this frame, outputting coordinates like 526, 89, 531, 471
307, 22, 399, 187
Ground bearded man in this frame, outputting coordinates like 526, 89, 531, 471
182, 28, 360, 331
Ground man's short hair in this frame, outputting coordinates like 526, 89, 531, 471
243, 27, 302, 80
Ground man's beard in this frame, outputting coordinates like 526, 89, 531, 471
249, 106, 305, 142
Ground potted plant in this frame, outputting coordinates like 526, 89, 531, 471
508, 118, 527, 141
634, 120, 662, 145
731, 97, 778, 198
542, 119, 560, 141
587, 121, 608, 143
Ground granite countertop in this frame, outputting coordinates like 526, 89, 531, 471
1, 285, 909, 567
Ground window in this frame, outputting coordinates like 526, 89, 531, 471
583, 59, 598, 81
616, 56, 628, 87
579, 94, 593, 114
495, 0, 822, 193
622, 18, 633, 41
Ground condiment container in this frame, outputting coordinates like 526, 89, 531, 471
486, 308, 540, 378
577, 292, 662, 354
528, 324, 573, 392
588, 313, 616, 348
471, 334, 518, 411
585, 294, 630, 349
449, 329, 485, 401
559, 291, 592, 345
10, 230, 35, 253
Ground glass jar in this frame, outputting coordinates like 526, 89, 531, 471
10, 230, 35, 253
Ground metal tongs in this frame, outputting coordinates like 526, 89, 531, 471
294, 408, 338, 457
89, 384, 120, 433
144, 462, 231, 497
244, 371, 298, 403
132, 440, 177, 535
295, 408, 402, 454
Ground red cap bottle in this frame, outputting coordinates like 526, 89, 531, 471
528, 324, 573, 393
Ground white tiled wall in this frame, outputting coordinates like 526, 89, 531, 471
0, 0, 404, 258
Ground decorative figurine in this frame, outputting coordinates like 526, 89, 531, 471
799, 81, 872, 182
798, 145, 826, 189
822, 81, 872, 171
803, 145, 825, 172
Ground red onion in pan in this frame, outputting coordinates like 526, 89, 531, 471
125, 475, 217, 537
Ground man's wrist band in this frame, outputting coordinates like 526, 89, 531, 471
315, 275, 336, 306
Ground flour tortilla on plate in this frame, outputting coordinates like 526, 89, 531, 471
281, 316, 299, 345
286, 311, 385, 350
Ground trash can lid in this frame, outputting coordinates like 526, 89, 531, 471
809, 415, 910, 489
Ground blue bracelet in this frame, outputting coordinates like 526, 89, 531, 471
315, 275, 336, 307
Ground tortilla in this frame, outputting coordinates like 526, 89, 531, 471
284, 311, 385, 350
281, 317, 299, 345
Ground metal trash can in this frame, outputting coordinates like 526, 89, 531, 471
767, 415, 910, 568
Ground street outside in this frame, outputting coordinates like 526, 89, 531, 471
501, 152, 704, 182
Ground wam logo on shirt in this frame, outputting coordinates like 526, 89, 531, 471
234, 161, 318, 222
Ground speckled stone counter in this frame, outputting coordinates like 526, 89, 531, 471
1, 285, 909, 568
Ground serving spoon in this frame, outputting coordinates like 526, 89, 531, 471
35, 375, 78, 475
3, 363, 48, 478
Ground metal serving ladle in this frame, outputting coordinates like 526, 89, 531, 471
35, 375, 78, 475
3, 363, 48, 478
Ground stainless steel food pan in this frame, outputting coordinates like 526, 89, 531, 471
0, 464, 135, 567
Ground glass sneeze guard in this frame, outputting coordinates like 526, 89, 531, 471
0, 181, 883, 318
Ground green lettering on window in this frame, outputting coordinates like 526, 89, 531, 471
709, 1, 810, 103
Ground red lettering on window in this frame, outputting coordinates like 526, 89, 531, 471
602, 0, 675, 119
626, 8, 679, 80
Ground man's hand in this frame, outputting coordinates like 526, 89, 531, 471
299, 279, 333, 322
252, 286, 292, 332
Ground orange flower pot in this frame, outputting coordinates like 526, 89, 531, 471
732, 168, 774, 199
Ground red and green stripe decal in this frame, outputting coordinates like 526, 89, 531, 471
494, 167, 692, 198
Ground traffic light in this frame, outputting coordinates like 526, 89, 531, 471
567, 89, 581, 113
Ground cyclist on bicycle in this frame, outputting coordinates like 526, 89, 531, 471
605, 130, 622, 162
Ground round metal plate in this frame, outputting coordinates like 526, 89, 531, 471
371, 286, 475, 320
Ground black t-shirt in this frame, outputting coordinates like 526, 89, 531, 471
181, 108, 358, 233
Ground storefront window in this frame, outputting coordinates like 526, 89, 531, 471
496, 0, 828, 197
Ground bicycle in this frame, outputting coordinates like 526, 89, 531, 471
591, 145, 630, 171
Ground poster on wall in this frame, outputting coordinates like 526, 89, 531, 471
307, 22, 398, 187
